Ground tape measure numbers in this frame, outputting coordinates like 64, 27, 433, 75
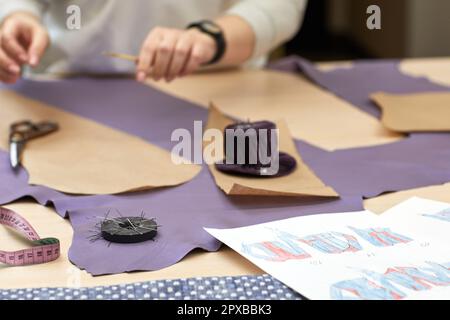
0, 207, 60, 266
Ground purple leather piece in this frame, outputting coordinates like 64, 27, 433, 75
270, 56, 450, 197
1, 56, 449, 275
0, 78, 362, 275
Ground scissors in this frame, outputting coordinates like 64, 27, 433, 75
9, 120, 59, 170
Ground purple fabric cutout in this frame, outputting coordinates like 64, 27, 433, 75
9, 78, 208, 151
66, 169, 363, 275
1, 57, 450, 275
0, 151, 66, 210
0, 148, 363, 275
271, 56, 450, 197
295, 137, 450, 198
0, 78, 363, 275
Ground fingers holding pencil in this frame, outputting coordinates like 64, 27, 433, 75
104, 26, 216, 83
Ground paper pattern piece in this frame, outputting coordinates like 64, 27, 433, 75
371, 92, 450, 132
270, 56, 450, 119
0, 90, 200, 195
152, 69, 401, 151
400, 58, 450, 87
205, 106, 338, 197
206, 197, 450, 300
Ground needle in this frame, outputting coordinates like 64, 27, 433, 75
102, 51, 138, 62
127, 218, 143, 235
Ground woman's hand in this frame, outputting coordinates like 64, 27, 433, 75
0, 11, 49, 84
137, 27, 217, 83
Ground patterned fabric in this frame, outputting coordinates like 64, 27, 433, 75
0, 274, 303, 300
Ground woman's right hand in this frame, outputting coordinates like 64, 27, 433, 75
0, 11, 49, 83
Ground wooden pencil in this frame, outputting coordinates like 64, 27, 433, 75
102, 52, 138, 62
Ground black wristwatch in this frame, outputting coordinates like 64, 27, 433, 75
187, 20, 226, 65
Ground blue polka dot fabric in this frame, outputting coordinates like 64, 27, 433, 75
0, 274, 303, 300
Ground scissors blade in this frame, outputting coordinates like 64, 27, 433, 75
9, 141, 24, 170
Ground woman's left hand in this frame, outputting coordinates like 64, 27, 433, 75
136, 27, 217, 82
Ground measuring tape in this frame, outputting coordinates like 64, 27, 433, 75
0, 207, 60, 266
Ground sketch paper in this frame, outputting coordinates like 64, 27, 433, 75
380, 197, 450, 243
205, 198, 450, 300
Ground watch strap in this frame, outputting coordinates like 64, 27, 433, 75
187, 20, 226, 65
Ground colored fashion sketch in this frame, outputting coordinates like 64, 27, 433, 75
206, 198, 450, 300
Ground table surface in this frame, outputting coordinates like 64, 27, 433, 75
1, 57, 450, 289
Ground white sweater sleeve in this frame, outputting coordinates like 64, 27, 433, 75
226, 0, 307, 58
0, 0, 47, 23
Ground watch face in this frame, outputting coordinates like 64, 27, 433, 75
202, 22, 222, 35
